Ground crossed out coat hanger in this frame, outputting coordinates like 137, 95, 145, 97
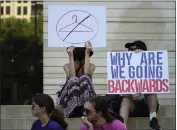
59, 14, 93, 32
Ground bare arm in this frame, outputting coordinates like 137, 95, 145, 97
63, 56, 76, 78
90, 63, 96, 74
84, 52, 91, 76
69, 56, 76, 77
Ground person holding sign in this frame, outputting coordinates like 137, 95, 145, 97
57, 42, 96, 118
119, 40, 161, 130
80, 96, 127, 130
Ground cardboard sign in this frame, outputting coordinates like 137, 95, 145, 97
48, 5, 106, 47
107, 51, 169, 94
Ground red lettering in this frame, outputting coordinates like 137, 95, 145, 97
128, 80, 135, 93
122, 80, 128, 93
156, 79, 163, 92
162, 79, 169, 92
150, 79, 157, 92
135, 80, 142, 93
115, 80, 122, 93
142, 79, 150, 92
127, 80, 130, 92
108, 80, 115, 93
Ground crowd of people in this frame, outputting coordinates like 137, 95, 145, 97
31, 41, 161, 130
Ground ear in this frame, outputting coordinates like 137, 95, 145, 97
97, 111, 103, 117
41, 106, 46, 112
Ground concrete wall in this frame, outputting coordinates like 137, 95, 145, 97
43, 0, 175, 104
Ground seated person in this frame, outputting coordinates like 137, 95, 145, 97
80, 96, 126, 130
31, 94, 68, 130
57, 42, 96, 117
119, 40, 161, 130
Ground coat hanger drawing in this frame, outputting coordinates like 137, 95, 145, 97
59, 15, 93, 32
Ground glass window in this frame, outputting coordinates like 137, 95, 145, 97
1, 7, 3, 15
18, 1, 21, 3
6, 6, 10, 15
23, 7, 27, 15
37, 4, 43, 12
17, 7, 21, 15
31, 5, 35, 15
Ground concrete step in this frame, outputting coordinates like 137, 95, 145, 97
1, 105, 175, 118
1, 117, 175, 130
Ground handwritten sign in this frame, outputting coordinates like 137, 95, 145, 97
107, 51, 169, 94
48, 5, 106, 47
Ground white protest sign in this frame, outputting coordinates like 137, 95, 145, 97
48, 5, 106, 47
107, 51, 169, 94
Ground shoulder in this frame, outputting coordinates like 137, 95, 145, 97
90, 63, 96, 68
63, 63, 69, 69
90, 63, 96, 71
31, 120, 40, 129
110, 120, 127, 130
63, 63, 69, 74
80, 124, 88, 130
47, 120, 63, 129
32, 119, 40, 124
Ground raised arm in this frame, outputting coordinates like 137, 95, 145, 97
84, 42, 95, 77
63, 46, 76, 78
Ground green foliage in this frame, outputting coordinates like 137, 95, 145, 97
0, 11, 43, 105
0, 13, 43, 45
0, 13, 43, 79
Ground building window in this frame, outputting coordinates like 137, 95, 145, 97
18, 1, 21, 3
1, 7, 3, 15
17, 7, 21, 15
6, 6, 10, 15
37, 4, 43, 12
31, 5, 35, 15
31, 4, 43, 15
1, 1, 4, 3
23, 7, 27, 15
6, 1, 10, 3
23, 1, 28, 3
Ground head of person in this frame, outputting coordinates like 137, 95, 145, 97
83, 96, 124, 126
125, 40, 147, 51
66, 47, 94, 62
31, 94, 67, 130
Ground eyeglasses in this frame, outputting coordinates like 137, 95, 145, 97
84, 108, 96, 115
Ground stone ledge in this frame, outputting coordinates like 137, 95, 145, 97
1, 117, 175, 130
1, 105, 175, 118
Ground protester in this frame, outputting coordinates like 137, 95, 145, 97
80, 96, 126, 130
57, 42, 96, 117
31, 94, 68, 130
119, 40, 161, 130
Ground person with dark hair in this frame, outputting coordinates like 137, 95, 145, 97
31, 94, 68, 130
80, 96, 126, 130
57, 42, 96, 117
119, 40, 161, 130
